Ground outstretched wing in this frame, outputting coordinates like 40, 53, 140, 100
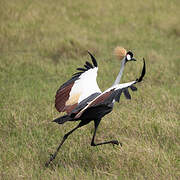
55, 52, 101, 114
74, 59, 146, 119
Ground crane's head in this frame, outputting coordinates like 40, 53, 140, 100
126, 51, 136, 62
114, 47, 136, 63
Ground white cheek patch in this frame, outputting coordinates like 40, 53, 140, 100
127, 54, 131, 60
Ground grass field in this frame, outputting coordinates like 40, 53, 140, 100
0, 0, 180, 179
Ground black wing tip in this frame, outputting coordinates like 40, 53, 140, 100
123, 89, 131, 100
130, 85, 137, 91
72, 51, 98, 78
136, 58, 146, 83
85, 61, 93, 68
76, 67, 87, 72
87, 50, 92, 56
84, 64, 91, 70
87, 51, 98, 67
115, 89, 122, 102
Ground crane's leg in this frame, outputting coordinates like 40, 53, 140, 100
91, 119, 122, 146
45, 122, 83, 167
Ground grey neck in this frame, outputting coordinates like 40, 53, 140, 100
112, 57, 126, 86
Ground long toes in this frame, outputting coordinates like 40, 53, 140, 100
112, 140, 119, 145
112, 140, 122, 146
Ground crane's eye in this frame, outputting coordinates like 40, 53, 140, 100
126, 54, 131, 60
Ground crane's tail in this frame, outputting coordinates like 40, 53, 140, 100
52, 115, 73, 124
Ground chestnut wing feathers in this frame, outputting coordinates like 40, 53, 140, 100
55, 52, 100, 114
74, 83, 137, 119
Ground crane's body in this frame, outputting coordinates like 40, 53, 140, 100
45, 50, 146, 167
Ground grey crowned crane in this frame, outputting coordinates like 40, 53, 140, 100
45, 47, 146, 167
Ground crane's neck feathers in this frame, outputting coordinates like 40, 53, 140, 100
113, 57, 126, 86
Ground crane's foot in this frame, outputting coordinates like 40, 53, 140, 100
112, 140, 122, 146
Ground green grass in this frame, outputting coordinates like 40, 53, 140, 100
0, 0, 180, 179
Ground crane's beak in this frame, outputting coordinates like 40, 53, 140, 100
131, 58, 136, 61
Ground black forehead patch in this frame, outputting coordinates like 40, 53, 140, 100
127, 51, 133, 57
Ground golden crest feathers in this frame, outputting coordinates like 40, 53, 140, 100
114, 46, 127, 60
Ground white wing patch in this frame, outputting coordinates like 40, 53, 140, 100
67, 67, 101, 105
101, 81, 136, 94
114, 81, 136, 90
74, 80, 137, 119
